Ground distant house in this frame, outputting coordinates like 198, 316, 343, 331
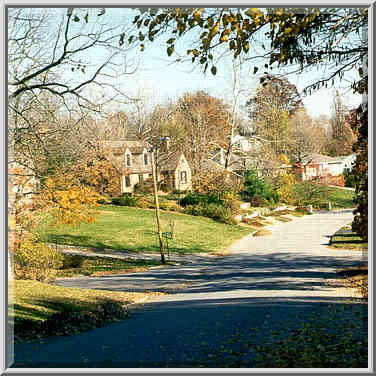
8, 161, 40, 207
101, 139, 192, 194
284, 153, 357, 186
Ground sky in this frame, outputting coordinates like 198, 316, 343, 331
101, 7, 363, 118
8, 6, 364, 119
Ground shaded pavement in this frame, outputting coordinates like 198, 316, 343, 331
12, 209, 368, 368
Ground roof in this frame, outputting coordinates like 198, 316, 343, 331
158, 150, 185, 171
300, 153, 353, 165
100, 140, 150, 155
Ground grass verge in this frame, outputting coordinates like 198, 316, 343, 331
337, 266, 368, 299
253, 229, 272, 237
10, 280, 163, 343
57, 255, 161, 278
329, 224, 368, 251
37, 205, 253, 255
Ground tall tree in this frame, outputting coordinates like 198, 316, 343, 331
288, 108, 327, 162
326, 91, 355, 156
246, 76, 301, 155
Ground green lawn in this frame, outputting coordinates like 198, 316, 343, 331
56, 255, 161, 278
9, 280, 163, 342
37, 205, 253, 255
325, 187, 355, 209
329, 224, 368, 251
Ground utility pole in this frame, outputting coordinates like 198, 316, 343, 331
150, 142, 166, 264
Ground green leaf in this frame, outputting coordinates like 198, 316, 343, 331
84, 13, 89, 23
167, 38, 175, 44
211, 66, 217, 75
253, 66, 258, 74
167, 46, 174, 56
73, 15, 80, 22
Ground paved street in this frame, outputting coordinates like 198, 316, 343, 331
12, 209, 368, 368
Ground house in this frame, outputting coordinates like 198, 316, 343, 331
231, 135, 262, 153
101, 139, 192, 194
8, 161, 40, 207
285, 153, 357, 186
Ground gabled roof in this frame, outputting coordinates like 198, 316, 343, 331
100, 140, 150, 155
300, 153, 351, 165
158, 150, 186, 171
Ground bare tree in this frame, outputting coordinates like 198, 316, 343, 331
8, 7, 139, 177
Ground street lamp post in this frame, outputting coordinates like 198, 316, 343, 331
150, 137, 169, 265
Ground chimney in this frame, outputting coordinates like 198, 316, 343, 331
160, 137, 170, 153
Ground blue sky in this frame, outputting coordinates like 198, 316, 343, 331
9, 7, 363, 118
101, 7, 363, 118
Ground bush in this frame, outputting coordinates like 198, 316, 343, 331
276, 173, 296, 204
183, 204, 205, 216
179, 192, 222, 207
203, 203, 236, 225
134, 180, 153, 195
251, 194, 266, 207
61, 254, 85, 269
159, 200, 182, 212
112, 193, 138, 207
13, 237, 64, 282
343, 168, 356, 188
221, 191, 242, 215
293, 182, 330, 208
242, 169, 279, 205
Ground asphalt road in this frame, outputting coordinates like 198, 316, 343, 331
12, 209, 368, 368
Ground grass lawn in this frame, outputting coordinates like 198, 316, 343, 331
324, 187, 355, 208
37, 205, 254, 255
57, 255, 161, 278
10, 280, 163, 342
329, 224, 368, 251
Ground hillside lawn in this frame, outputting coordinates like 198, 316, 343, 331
10, 280, 163, 342
37, 205, 254, 255
324, 187, 355, 209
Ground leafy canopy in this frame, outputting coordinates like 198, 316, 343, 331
130, 7, 367, 92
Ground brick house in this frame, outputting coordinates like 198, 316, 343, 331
101, 139, 192, 194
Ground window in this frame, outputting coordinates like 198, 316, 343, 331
143, 153, 148, 166
126, 153, 132, 167
124, 176, 131, 187
180, 171, 187, 184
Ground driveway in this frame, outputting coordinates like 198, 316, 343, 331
12, 209, 368, 368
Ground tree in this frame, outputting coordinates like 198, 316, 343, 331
159, 91, 232, 177
326, 91, 355, 156
288, 107, 327, 163
131, 8, 367, 91
348, 105, 368, 240
130, 7, 368, 239
8, 7, 138, 230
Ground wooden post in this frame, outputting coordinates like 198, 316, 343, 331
150, 149, 166, 264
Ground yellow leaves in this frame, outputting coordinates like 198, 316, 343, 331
193, 9, 203, 22
209, 21, 220, 38
192, 49, 200, 57
245, 8, 262, 19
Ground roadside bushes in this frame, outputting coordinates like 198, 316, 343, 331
61, 254, 85, 269
343, 168, 356, 188
179, 192, 222, 207
13, 236, 64, 282
179, 192, 237, 224
112, 193, 138, 207
242, 168, 279, 206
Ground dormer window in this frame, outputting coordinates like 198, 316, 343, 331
126, 153, 132, 167
143, 152, 149, 166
